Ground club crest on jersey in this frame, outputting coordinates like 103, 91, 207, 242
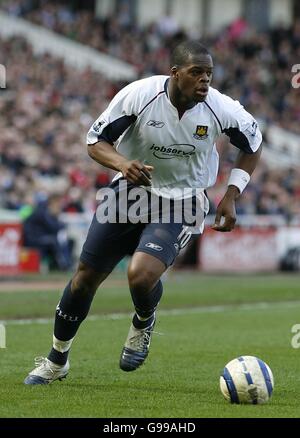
193, 125, 208, 140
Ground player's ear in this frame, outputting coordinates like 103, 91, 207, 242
171, 66, 178, 78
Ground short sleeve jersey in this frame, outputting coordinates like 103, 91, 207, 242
87, 75, 262, 199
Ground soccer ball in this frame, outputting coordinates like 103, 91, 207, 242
220, 356, 274, 404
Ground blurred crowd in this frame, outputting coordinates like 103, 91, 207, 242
0, 36, 116, 216
3, 0, 300, 133
208, 138, 300, 218
1, 0, 300, 220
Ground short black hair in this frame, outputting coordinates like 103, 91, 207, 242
170, 41, 210, 67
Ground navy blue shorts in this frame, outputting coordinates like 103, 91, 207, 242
80, 179, 203, 273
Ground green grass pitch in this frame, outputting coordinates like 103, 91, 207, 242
0, 272, 300, 418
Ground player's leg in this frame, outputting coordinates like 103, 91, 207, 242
120, 251, 166, 372
128, 252, 165, 325
120, 222, 194, 371
24, 262, 110, 385
24, 209, 133, 385
47, 262, 109, 364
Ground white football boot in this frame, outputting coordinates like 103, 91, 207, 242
24, 357, 69, 385
119, 315, 156, 371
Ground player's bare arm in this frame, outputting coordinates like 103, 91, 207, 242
88, 140, 154, 186
213, 146, 262, 232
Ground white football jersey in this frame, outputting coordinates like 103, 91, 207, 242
87, 75, 262, 200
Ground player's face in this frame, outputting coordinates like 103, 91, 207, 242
172, 54, 213, 102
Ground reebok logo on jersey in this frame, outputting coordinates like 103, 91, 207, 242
150, 143, 195, 159
147, 120, 165, 128
145, 242, 163, 251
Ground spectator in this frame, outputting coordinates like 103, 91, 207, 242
0, 2, 300, 220
23, 194, 73, 271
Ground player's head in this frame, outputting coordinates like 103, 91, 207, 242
170, 41, 213, 102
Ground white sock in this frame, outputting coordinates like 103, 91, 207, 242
52, 335, 74, 353
136, 313, 154, 322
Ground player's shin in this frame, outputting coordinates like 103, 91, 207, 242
48, 280, 94, 365
130, 280, 163, 329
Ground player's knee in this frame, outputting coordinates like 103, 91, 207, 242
71, 262, 108, 296
71, 275, 93, 297
128, 265, 158, 293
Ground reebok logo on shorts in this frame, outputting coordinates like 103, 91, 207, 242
145, 242, 163, 251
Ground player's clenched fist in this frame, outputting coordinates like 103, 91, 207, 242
120, 160, 154, 186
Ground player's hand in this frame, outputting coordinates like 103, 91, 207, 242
212, 189, 238, 232
119, 160, 154, 186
